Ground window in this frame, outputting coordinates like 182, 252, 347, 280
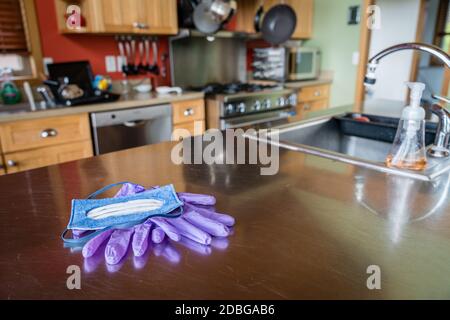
0, 0, 43, 81
434, 0, 450, 54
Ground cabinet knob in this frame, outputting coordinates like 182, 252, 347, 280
41, 128, 58, 138
133, 22, 149, 29
7, 160, 18, 167
303, 104, 311, 111
183, 108, 194, 117
314, 91, 321, 97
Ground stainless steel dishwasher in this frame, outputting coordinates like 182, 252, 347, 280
90, 104, 172, 155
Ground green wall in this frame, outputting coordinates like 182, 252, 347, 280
305, 0, 362, 107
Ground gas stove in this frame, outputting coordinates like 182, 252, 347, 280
191, 82, 283, 96
200, 82, 298, 130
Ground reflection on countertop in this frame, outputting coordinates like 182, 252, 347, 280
0, 91, 204, 123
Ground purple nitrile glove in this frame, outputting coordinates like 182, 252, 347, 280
80, 183, 235, 265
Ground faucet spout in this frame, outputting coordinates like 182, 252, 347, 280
364, 42, 450, 86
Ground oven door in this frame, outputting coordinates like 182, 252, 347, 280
220, 108, 296, 130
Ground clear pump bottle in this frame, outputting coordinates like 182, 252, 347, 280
386, 82, 427, 171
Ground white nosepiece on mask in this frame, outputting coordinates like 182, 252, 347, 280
87, 199, 164, 220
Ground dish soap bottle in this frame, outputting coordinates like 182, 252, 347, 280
0, 68, 21, 105
386, 82, 427, 171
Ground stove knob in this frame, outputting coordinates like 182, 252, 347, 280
264, 99, 272, 109
225, 104, 235, 115
288, 94, 297, 106
238, 102, 246, 113
254, 100, 262, 111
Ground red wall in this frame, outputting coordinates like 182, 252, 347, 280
34, 0, 171, 85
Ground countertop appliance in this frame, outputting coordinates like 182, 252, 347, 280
192, 82, 297, 130
46, 61, 120, 106
252, 47, 320, 82
90, 104, 172, 155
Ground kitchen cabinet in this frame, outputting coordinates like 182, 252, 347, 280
55, 0, 178, 35
171, 99, 205, 140
4, 141, 93, 174
234, 0, 313, 39
296, 83, 330, 119
0, 158, 5, 176
0, 114, 93, 174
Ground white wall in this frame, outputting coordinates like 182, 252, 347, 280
366, 0, 421, 102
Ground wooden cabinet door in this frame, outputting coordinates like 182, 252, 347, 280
287, 0, 313, 39
4, 141, 93, 174
261, 0, 313, 39
0, 157, 5, 175
142, 0, 178, 34
96, 0, 177, 34
234, 0, 260, 33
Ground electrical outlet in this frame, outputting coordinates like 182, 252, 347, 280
105, 55, 117, 72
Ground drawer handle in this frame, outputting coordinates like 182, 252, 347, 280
133, 22, 149, 29
314, 91, 321, 97
183, 108, 195, 117
7, 160, 18, 167
41, 128, 58, 138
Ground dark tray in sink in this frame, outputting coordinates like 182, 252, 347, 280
334, 113, 437, 146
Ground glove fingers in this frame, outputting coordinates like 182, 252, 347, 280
150, 217, 181, 242
168, 217, 212, 245
105, 229, 134, 265
185, 203, 235, 227
82, 229, 114, 258
151, 227, 166, 244
114, 183, 146, 197
184, 210, 230, 237
132, 223, 152, 257
177, 193, 216, 206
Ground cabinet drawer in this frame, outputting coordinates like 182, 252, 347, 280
4, 140, 93, 174
298, 85, 330, 102
297, 99, 328, 119
172, 121, 205, 140
0, 114, 91, 153
172, 99, 205, 125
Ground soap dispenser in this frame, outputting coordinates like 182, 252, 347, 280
386, 82, 427, 171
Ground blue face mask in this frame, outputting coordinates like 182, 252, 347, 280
61, 182, 183, 246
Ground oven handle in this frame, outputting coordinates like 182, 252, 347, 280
123, 120, 147, 128
223, 111, 295, 129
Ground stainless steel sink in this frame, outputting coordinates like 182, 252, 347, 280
246, 113, 450, 181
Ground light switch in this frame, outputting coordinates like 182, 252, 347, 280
352, 51, 360, 66
105, 55, 117, 72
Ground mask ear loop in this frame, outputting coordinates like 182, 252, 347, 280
61, 182, 183, 247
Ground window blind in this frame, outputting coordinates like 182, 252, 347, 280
0, 0, 28, 53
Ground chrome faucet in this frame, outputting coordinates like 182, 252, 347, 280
364, 42, 450, 158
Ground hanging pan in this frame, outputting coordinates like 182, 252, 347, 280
254, 0, 297, 45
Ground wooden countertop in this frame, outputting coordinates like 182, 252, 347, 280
0, 91, 204, 123
283, 77, 333, 89
0, 131, 449, 299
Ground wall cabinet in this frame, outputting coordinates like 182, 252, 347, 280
55, 0, 178, 35
234, 0, 313, 39
0, 114, 93, 174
